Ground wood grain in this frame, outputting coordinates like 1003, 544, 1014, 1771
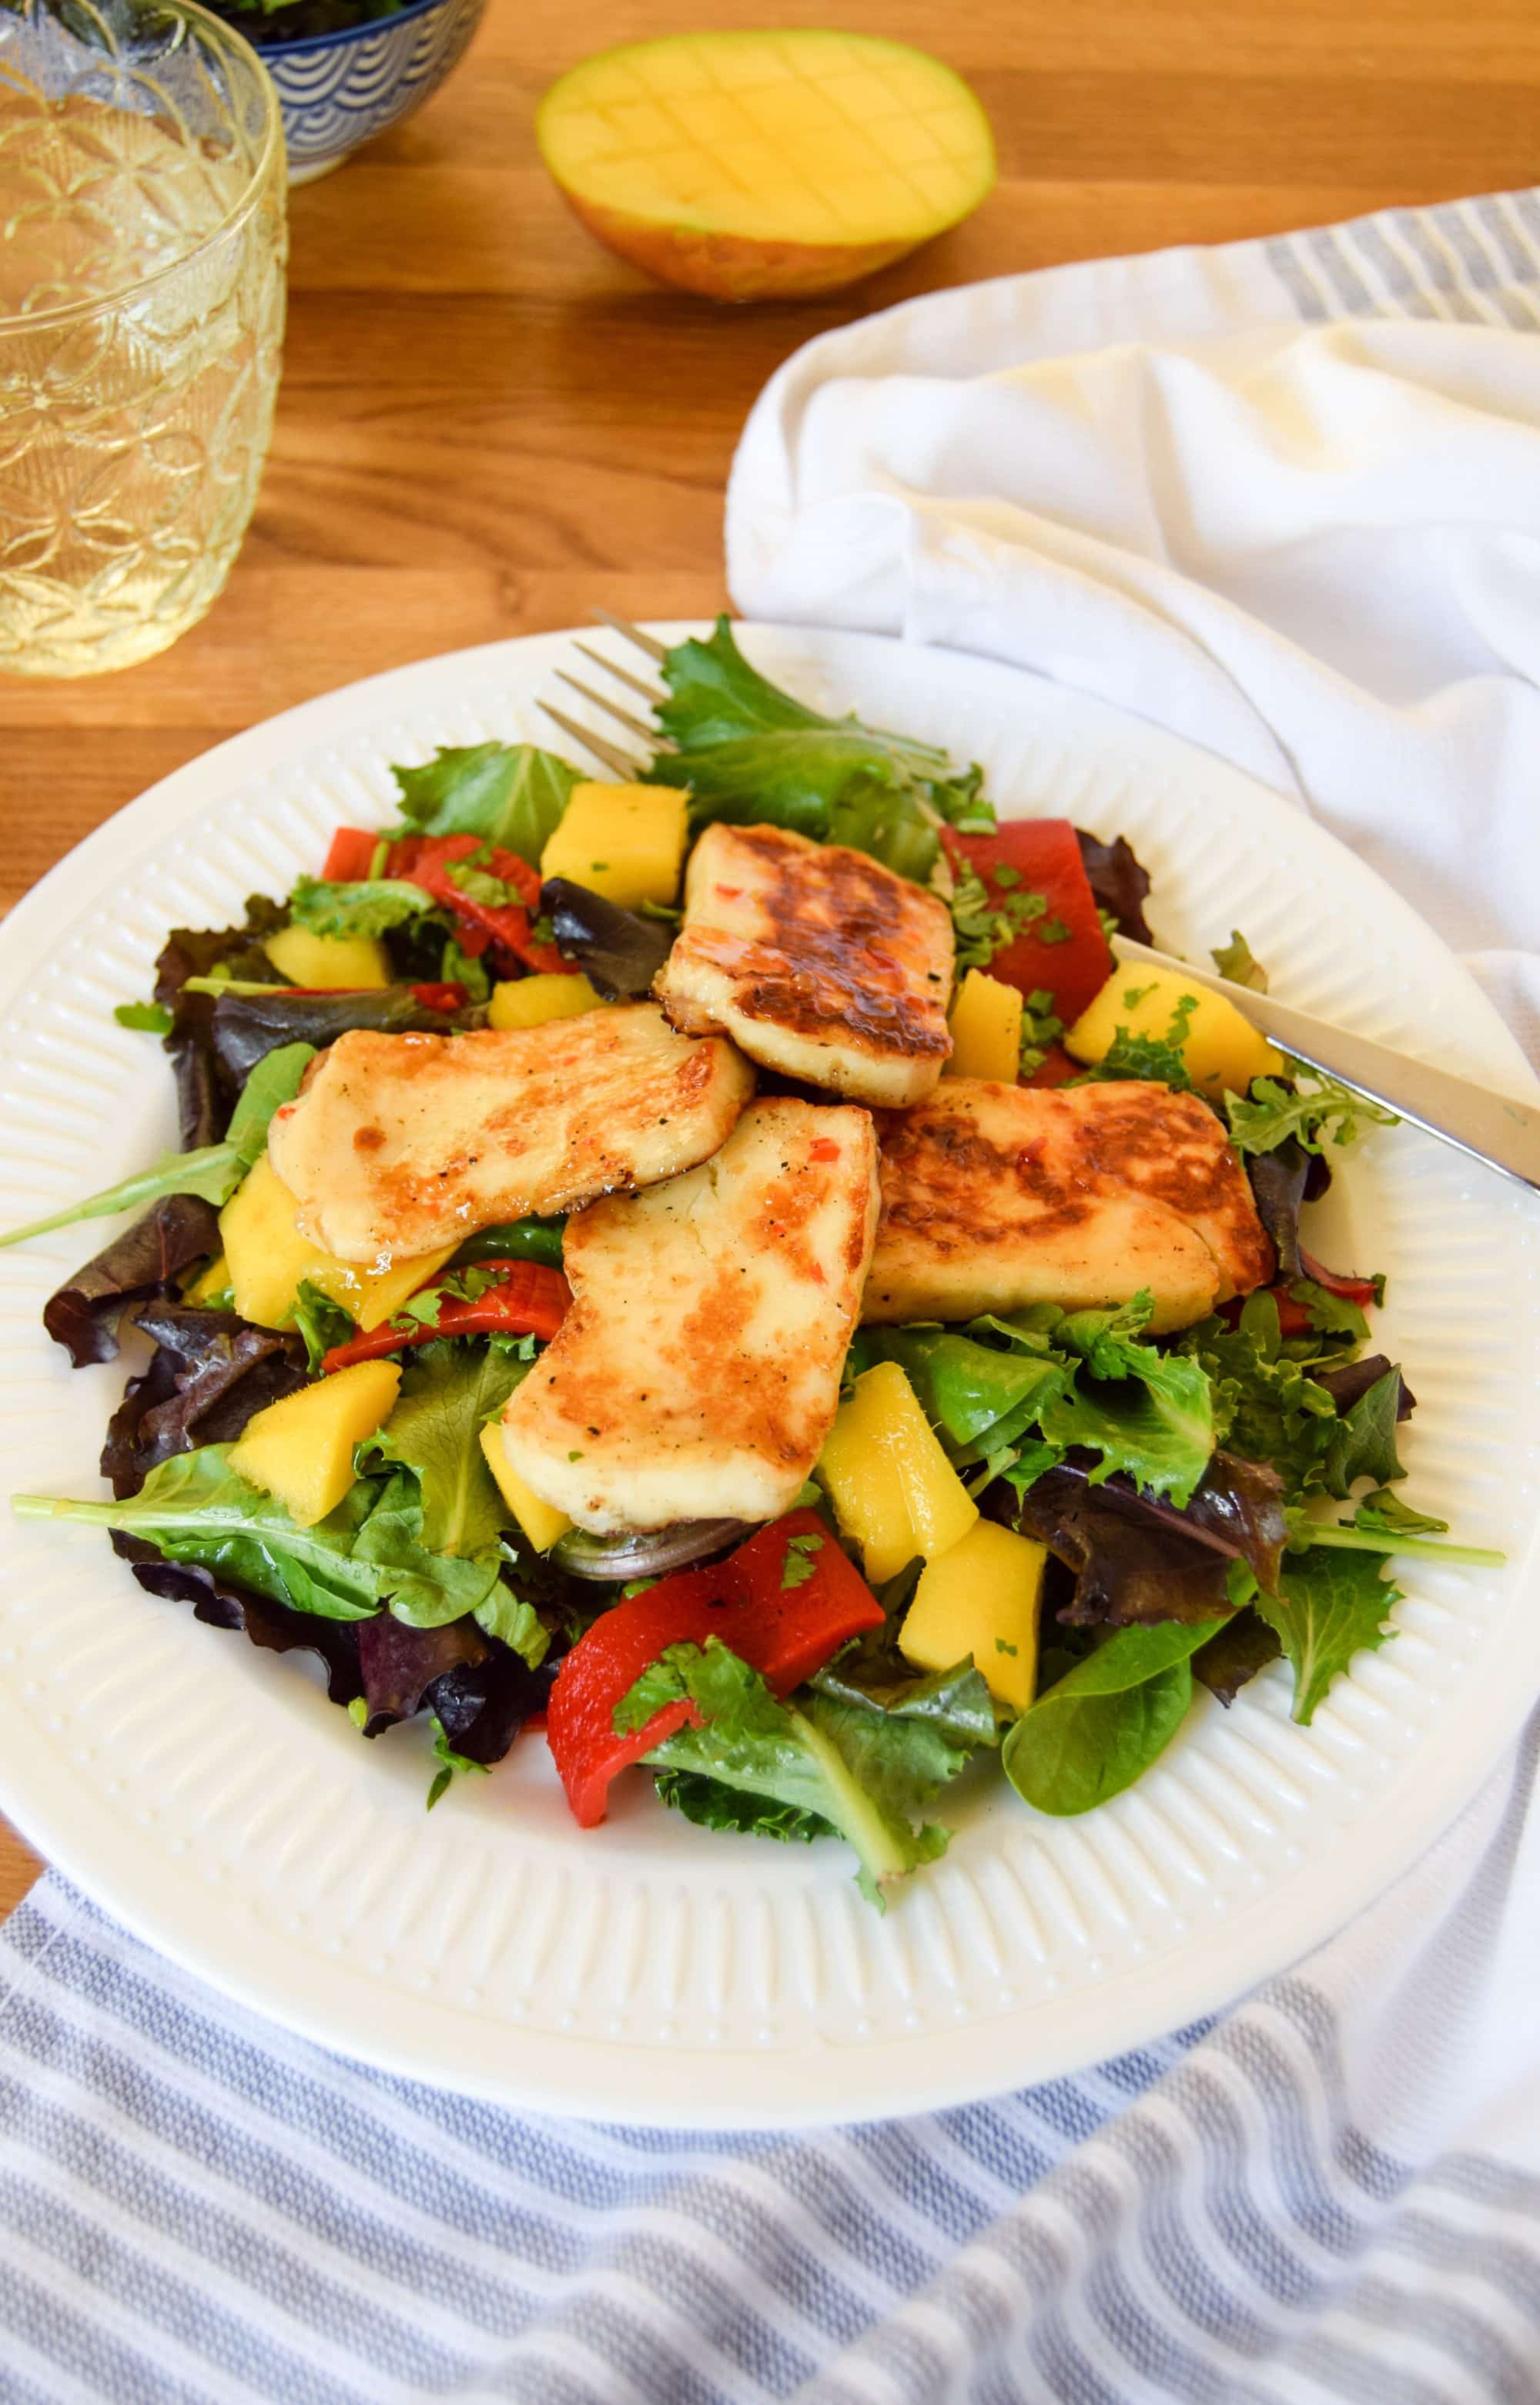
2, 0, 1534, 1920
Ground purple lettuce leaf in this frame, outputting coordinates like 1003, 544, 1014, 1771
43, 1193, 221, 1369
1191, 1609, 1283, 1705
1002, 1447, 1286, 1629
101, 1304, 307, 1497
110, 1532, 365, 1706
1074, 829, 1153, 944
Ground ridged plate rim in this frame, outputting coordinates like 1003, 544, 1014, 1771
0, 623, 1535, 2128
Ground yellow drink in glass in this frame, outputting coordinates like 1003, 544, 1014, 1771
0, 0, 286, 676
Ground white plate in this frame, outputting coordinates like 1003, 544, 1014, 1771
1, 625, 1536, 2129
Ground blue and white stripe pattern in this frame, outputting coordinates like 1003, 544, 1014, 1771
4, 188, 1540, 2403
267, 0, 485, 183
2, 1713, 1535, 2403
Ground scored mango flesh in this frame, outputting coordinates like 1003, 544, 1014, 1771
538, 30, 996, 252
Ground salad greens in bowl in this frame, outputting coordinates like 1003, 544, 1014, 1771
3, 620, 1505, 1914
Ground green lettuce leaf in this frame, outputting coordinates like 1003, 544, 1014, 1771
1225, 1065, 1399, 1157
621, 1640, 956, 1907
860, 1325, 1069, 1453
646, 617, 989, 883
359, 1340, 530, 1559
1001, 1618, 1225, 1815
1254, 1548, 1400, 1723
654, 1774, 829, 1844
1039, 1297, 1216, 1506
288, 876, 432, 940
391, 743, 580, 866
1317, 1365, 1405, 1499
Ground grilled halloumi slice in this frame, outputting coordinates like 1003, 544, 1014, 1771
500, 1098, 879, 1532
266, 1004, 754, 1264
654, 822, 954, 1107
865, 1079, 1273, 1335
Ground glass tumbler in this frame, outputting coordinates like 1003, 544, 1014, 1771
0, 0, 286, 676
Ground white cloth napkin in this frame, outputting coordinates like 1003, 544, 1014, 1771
728, 196, 1540, 1058
4, 189, 1540, 2405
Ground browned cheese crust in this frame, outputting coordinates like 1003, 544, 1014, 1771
865, 1078, 1274, 1335
266, 1003, 754, 1263
654, 821, 954, 1106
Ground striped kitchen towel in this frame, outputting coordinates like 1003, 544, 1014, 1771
5, 184, 1540, 2404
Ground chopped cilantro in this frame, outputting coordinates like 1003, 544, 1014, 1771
1037, 916, 1072, 944
1018, 988, 1066, 1075
1211, 929, 1268, 992
781, 1531, 825, 1589
1122, 983, 1157, 1008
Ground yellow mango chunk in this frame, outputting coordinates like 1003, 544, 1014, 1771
945, 970, 1023, 1083
229, 1360, 401, 1529
263, 924, 390, 990
304, 1241, 460, 1333
901, 1519, 1046, 1714
219, 1154, 333, 1329
539, 782, 688, 910
478, 1425, 572, 1553
219, 1154, 455, 1332
1064, 964, 1283, 1102
183, 1252, 230, 1305
537, 32, 996, 302
819, 1360, 977, 1585
487, 973, 604, 1031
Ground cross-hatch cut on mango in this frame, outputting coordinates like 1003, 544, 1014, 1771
537, 31, 996, 302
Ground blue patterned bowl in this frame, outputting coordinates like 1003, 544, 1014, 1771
264, 0, 486, 184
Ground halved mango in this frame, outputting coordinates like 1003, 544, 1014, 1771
537, 32, 996, 303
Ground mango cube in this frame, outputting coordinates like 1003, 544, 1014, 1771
229, 1359, 401, 1528
479, 1425, 572, 1552
219, 1154, 456, 1332
487, 973, 604, 1031
945, 970, 1023, 1083
263, 924, 390, 991
1065, 964, 1282, 1102
539, 782, 688, 911
819, 1359, 977, 1584
900, 1519, 1046, 1713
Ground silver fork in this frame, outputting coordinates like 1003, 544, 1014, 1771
538, 611, 672, 779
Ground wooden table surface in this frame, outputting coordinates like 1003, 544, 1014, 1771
2, 0, 1535, 1923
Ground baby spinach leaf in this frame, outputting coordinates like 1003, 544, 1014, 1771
392, 743, 579, 866
1002, 1618, 1224, 1815
1254, 1549, 1400, 1723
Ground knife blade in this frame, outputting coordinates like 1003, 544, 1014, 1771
1108, 935, 1540, 1197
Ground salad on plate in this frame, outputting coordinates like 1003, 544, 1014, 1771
5, 623, 1503, 1906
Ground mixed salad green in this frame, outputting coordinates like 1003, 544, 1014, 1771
6, 622, 1504, 1904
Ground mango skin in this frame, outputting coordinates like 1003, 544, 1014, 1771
263, 925, 390, 990
819, 1360, 977, 1585
1065, 965, 1283, 1102
539, 782, 688, 911
558, 191, 919, 303
229, 1359, 401, 1529
945, 970, 1023, 1084
901, 1519, 1046, 1714
479, 1425, 572, 1552
487, 973, 604, 1031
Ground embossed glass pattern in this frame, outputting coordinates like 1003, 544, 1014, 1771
0, 0, 285, 676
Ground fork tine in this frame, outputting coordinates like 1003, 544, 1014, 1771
572, 641, 664, 706
591, 606, 668, 663
538, 701, 643, 781
554, 670, 674, 752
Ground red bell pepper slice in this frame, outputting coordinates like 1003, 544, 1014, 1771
321, 826, 381, 882
945, 819, 1113, 1027
320, 1260, 572, 1372
1297, 1247, 1381, 1310
387, 834, 567, 976
546, 1510, 886, 1827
